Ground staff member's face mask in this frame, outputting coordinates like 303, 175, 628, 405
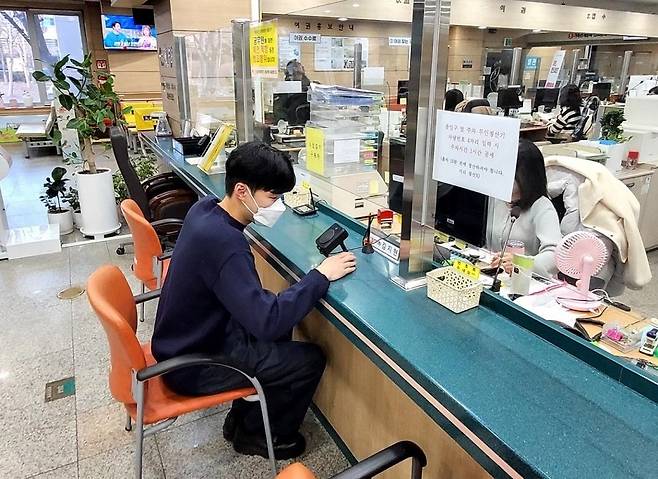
242, 187, 286, 227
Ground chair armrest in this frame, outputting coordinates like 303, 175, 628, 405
134, 289, 161, 304
151, 218, 184, 228
136, 353, 255, 382
157, 250, 173, 262
331, 441, 427, 479
142, 172, 178, 188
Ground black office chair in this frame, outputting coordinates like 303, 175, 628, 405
110, 127, 197, 255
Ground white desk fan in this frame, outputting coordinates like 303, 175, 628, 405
555, 231, 609, 311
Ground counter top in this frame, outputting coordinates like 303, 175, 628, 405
142, 132, 658, 479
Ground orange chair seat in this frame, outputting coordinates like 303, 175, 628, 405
141, 258, 170, 291
276, 463, 316, 479
126, 343, 256, 425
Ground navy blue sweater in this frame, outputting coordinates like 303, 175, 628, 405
152, 196, 330, 362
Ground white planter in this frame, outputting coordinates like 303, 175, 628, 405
47, 209, 74, 235
73, 211, 84, 229
76, 168, 121, 238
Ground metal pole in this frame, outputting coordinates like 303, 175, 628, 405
232, 20, 255, 143
353, 43, 363, 89
619, 50, 633, 97
174, 37, 191, 129
569, 49, 580, 84
510, 47, 523, 85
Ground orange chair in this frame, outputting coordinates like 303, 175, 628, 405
276, 441, 426, 479
87, 265, 277, 479
120, 198, 175, 321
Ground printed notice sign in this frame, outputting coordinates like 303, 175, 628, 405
249, 20, 278, 78
545, 50, 566, 88
432, 110, 520, 202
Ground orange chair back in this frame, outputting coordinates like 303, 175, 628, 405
276, 463, 316, 479
87, 264, 147, 406
121, 199, 163, 284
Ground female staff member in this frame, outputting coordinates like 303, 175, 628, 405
491, 140, 562, 278
546, 84, 583, 140
444, 89, 464, 111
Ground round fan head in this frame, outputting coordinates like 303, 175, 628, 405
556, 231, 608, 278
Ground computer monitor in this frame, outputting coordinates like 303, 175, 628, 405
497, 87, 523, 116
273, 93, 309, 126
533, 87, 560, 111
397, 80, 409, 104
434, 184, 489, 247
591, 82, 612, 101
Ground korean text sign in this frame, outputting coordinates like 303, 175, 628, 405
432, 111, 520, 202
249, 21, 278, 78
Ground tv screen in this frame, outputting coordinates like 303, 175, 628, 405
101, 14, 157, 51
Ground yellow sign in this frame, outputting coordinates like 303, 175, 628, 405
198, 123, 234, 174
453, 260, 480, 280
249, 20, 278, 78
305, 127, 325, 176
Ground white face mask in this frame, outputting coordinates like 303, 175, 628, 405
242, 188, 286, 227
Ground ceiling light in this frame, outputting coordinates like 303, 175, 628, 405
532, 29, 542, 33
478, 26, 487, 30
337, 17, 349, 21
324, 10, 331, 13
353, 3, 360, 6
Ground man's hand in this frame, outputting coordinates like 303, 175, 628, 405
316, 252, 357, 281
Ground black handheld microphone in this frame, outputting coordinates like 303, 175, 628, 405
362, 214, 375, 254
491, 205, 522, 293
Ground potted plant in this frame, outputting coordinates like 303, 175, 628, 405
32, 54, 130, 238
112, 152, 159, 203
40, 166, 73, 235
599, 109, 630, 172
65, 187, 83, 229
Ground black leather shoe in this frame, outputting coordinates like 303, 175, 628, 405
222, 409, 239, 442
232, 426, 306, 460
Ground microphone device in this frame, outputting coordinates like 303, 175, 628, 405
491, 206, 522, 293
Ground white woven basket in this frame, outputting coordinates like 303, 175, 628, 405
426, 267, 483, 313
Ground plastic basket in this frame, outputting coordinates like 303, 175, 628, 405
426, 267, 483, 313
283, 190, 311, 208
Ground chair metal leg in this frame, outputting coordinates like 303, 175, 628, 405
125, 410, 132, 432
134, 379, 145, 479
252, 379, 277, 478
139, 282, 146, 322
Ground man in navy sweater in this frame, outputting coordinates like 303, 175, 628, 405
152, 142, 356, 460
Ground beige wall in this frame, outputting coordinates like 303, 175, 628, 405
269, 16, 412, 90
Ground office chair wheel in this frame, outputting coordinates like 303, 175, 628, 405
116, 246, 125, 255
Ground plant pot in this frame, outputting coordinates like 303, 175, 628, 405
47, 209, 74, 235
76, 168, 121, 238
73, 211, 84, 229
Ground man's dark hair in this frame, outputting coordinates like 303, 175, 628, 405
648, 86, 658, 95
225, 141, 295, 196
514, 139, 548, 211
559, 83, 582, 110
112, 21, 121, 28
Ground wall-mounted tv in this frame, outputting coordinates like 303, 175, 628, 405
101, 14, 157, 51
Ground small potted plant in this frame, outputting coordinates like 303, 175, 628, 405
40, 166, 73, 235
599, 109, 630, 172
65, 187, 83, 229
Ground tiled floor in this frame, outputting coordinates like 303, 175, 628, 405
0, 143, 349, 478
0, 240, 349, 479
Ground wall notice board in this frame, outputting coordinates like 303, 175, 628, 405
314, 36, 369, 71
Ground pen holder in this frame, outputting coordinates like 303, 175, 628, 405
426, 267, 483, 313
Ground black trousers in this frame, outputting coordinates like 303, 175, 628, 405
164, 340, 326, 438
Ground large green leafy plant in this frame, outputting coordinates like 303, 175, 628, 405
32, 54, 131, 174
40, 166, 70, 214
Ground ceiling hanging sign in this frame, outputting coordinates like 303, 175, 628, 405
432, 110, 520, 202
290, 32, 321, 43
249, 20, 279, 78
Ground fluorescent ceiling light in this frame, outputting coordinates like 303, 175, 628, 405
337, 17, 349, 21
324, 10, 331, 13
532, 29, 542, 33
353, 3, 360, 6
478, 26, 487, 30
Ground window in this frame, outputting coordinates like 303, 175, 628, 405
0, 9, 85, 107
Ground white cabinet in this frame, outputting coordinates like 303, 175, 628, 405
617, 165, 658, 251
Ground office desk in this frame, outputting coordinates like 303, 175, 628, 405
519, 124, 548, 142
141, 132, 658, 479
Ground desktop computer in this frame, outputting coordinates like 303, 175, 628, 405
435, 184, 489, 247
273, 93, 310, 126
533, 87, 560, 112
497, 87, 523, 116
590, 82, 612, 101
